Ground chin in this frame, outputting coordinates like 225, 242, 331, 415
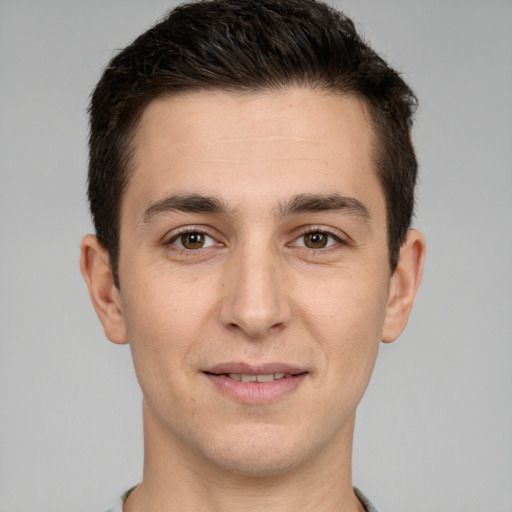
196, 426, 317, 478
209, 449, 306, 478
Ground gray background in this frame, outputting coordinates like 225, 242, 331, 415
1, 1, 511, 511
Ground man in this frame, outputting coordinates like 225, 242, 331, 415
80, 1, 425, 510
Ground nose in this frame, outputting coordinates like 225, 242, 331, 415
218, 243, 291, 339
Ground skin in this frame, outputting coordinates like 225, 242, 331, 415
81, 88, 425, 512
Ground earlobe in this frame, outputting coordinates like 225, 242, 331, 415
80, 234, 128, 344
381, 229, 426, 343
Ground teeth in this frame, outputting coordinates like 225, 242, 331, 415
228, 373, 289, 382
256, 374, 274, 383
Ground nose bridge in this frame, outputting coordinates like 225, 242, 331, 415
219, 235, 290, 338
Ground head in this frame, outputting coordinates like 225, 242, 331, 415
87, 0, 418, 288
81, 0, 425, 482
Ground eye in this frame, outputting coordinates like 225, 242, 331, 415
169, 231, 217, 250
293, 230, 341, 249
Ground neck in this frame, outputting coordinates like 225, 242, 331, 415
124, 401, 366, 512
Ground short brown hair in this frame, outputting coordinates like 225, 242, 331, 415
88, 0, 418, 286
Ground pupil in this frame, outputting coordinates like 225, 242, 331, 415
183, 233, 204, 249
305, 232, 327, 248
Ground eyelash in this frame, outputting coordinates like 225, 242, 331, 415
291, 227, 347, 252
165, 226, 347, 254
165, 228, 220, 253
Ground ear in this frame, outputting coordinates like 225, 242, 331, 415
80, 234, 128, 344
381, 229, 426, 343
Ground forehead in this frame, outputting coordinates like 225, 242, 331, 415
123, 88, 384, 224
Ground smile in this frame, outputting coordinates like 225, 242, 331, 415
226, 372, 292, 382
204, 364, 308, 404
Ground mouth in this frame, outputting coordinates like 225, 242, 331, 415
216, 372, 297, 382
204, 371, 303, 382
203, 363, 308, 404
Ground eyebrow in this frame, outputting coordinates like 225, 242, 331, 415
141, 193, 229, 223
275, 193, 370, 221
141, 192, 370, 224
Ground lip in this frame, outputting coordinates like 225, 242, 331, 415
203, 362, 308, 404
207, 362, 305, 375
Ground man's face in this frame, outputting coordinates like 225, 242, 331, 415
114, 88, 394, 475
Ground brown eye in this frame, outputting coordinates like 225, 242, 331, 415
170, 231, 216, 250
303, 232, 329, 249
181, 233, 205, 249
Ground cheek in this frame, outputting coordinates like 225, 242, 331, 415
120, 283, 205, 416
295, 272, 389, 370
124, 267, 213, 339
119, 275, 206, 382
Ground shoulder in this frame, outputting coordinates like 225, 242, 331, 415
104, 487, 136, 512
354, 487, 381, 512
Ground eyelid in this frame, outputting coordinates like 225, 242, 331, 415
289, 226, 349, 249
164, 226, 221, 248
163, 225, 350, 251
